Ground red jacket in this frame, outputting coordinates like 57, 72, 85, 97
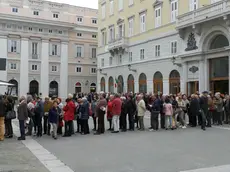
107, 100, 113, 119
112, 98, 122, 116
63, 100, 75, 121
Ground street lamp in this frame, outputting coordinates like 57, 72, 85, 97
98, 68, 107, 76
128, 64, 137, 72
171, 56, 182, 67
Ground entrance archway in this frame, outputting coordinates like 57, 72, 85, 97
8, 79, 18, 96
29, 80, 39, 96
117, 75, 124, 93
169, 70, 180, 94
75, 82, 81, 93
153, 71, 163, 94
100, 77, 105, 92
127, 74, 134, 93
90, 83, 96, 92
139, 73, 147, 93
108, 77, 114, 93
49, 81, 58, 98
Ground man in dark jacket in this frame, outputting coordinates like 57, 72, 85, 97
17, 96, 28, 140
0, 95, 6, 141
34, 97, 44, 137
199, 91, 208, 130
126, 95, 136, 131
150, 95, 161, 131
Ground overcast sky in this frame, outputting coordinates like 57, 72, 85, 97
50, 0, 98, 9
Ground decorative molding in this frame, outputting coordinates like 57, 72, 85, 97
185, 33, 198, 51
139, 9, 147, 15
153, 0, 163, 8
189, 66, 199, 73
117, 18, 124, 24
128, 15, 135, 20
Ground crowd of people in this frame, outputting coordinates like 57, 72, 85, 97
0, 91, 229, 141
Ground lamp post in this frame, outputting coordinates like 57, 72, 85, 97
171, 56, 182, 67
98, 68, 107, 76
128, 64, 137, 72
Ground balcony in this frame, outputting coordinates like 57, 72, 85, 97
176, 0, 230, 30
108, 37, 129, 55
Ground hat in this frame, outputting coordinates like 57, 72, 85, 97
202, 91, 208, 94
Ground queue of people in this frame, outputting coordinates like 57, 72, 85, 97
0, 90, 229, 141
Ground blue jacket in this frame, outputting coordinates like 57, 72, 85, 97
35, 100, 44, 117
151, 98, 161, 113
48, 107, 58, 123
79, 101, 89, 120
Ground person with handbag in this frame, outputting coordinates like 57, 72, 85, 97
5, 96, 15, 138
0, 95, 6, 141
17, 96, 28, 141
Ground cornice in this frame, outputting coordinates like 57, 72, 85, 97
153, 0, 163, 8
73, 26, 97, 33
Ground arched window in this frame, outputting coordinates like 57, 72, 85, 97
49, 81, 58, 98
169, 70, 180, 94
153, 71, 163, 94
90, 83, 96, 92
127, 74, 134, 93
29, 80, 39, 96
139, 73, 147, 93
210, 35, 229, 50
100, 77, 105, 92
108, 77, 114, 93
8, 79, 18, 96
117, 75, 124, 93
75, 82, 81, 93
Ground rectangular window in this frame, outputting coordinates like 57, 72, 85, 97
92, 34, 97, 38
10, 63, 17, 70
51, 65, 57, 72
155, 45, 160, 57
110, 0, 114, 15
77, 17, 83, 23
109, 56, 113, 65
118, 0, 123, 11
32, 42, 38, 55
128, 18, 134, 37
29, 27, 33, 31
77, 46, 82, 57
77, 33, 82, 37
140, 49, 145, 60
52, 44, 58, 56
155, 7, 161, 28
129, 0, 134, 6
109, 26, 114, 42
33, 11, 39, 15
53, 13, 59, 18
119, 55, 122, 64
101, 31, 105, 46
118, 24, 123, 39
129, 52, 132, 62
76, 67, 82, 73
101, 58, 104, 67
189, 0, 198, 11
101, 4, 106, 19
171, 41, 177, 54
92, 48, 96, 58
49, 29, 53, 33
91, 68, 97, 74
92, 19, 97, 24
39, 28, 43, 32
10, 40, 17, 53
12, 7, 18, 13
140, 13, 146, 33
171, 0, 178, 22
31, 64, 38, 71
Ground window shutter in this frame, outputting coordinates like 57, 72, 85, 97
8, 40, 11, 52
16, 40, 20, 53
37, 42, 40, 57
29, 41, 32, 56
81, 45, 84, 57
74, 44, 77, 57
49, 43, 52, 56
57, 44, 61, 56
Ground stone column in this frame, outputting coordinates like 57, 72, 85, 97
181, 62, 188, 94
204, 58, 208, 91
163, 79, 169, 95
199, 60, 204, 92
60, 41, 68, 100
20, 37, 29, 97
134, 80, 139, 93
0, 35, 7, 94
40, 39, 49, 98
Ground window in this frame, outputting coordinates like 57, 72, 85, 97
53, 13, 58, 18
101, 31, 106, 46
32, 42, 38, 55
77, 46, 82, 57
140, 13, 146, 33
77, 17, 83, 23
31, 64, 38, 71
49, 29, 52, 33
10, 63, 17, 70
109, 56, 113, 65
58, 30, 62, 34
171, 0, 178, 22
129, 52, 132, 62
128, 18, 134, 37
140, 49, 145, 60
51, 65, 57, 72
101, 58, 104, 67
8, 40, 20, 53
155, 45, 160, 57
91, 68, 97, 74
76, 67, 82, 73
118, 24, 124, 38
119, 55, 122, 64
12, 7, 18, 13
18, 26, 22, 30
52, 44, 58, 56
92, 19, 97, 24
101, 4, 106, 19
129, 0, 134, 6
118, 0, 123, 11
155, 7, 161, 28
171, 41, 177, 54
29, 27, 33, 31
92, 34, 97, 38
33, 11, 39, 15
109, 26, 114, 42
7, 25, 11, 29
77, 33, 82, 37
110, 0, 114, 15
92, 48, 96, 58
189, 0, 198, 11
39, 28, 43, 32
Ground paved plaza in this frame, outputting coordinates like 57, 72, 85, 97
1, 118, 230, 172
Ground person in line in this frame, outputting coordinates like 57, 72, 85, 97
106, 95, 114, 131
57, 98, 63, 135
5, 96, 14, 138
79, 97, 90, 135
27, 96, 35, 136
0, 95, 6, 141
164, 98, 173, 130
126, 95, 136, 131
189, 94, 200, 127
91, 96, 97, 131
137, 95, 146, 131
150, 95, 161, 131
111, 94, 122, 133
34, 97, 44, 137
43, 97, 52, 135
48, 101, 59, 140
199, 91, 208, 131
120, 96, 128, 132
17, 96, 28, 140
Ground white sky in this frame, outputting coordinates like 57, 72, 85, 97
50, 0, 98, 9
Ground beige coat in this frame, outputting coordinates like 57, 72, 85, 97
137, 99, 146, 117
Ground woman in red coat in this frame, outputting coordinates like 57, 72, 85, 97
107, 95, 114, 130
63, 94, 75, 137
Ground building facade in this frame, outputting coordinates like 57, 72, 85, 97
97, 0, 230, 95
0, 0, 98, 99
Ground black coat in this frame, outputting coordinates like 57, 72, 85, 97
190, 98, 200, 116
0, 97, 5, 117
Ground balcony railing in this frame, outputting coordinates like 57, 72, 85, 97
108, 37, 129, 51
176, 0, 230, 29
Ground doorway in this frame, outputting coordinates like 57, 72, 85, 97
187, 81, 199, 95
210, 80, 229, 94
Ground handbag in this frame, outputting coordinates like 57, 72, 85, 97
6, 110, 16, 120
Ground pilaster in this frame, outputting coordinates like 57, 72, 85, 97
163, 79, 169, 95
147, 79, 153, 94
60, 41, 68, 99
181, 62, 188, 94
199, 60, 205, 92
